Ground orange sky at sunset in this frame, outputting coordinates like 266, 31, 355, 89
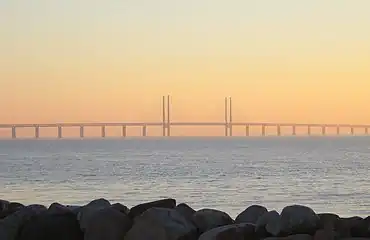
1, 0, 370, 137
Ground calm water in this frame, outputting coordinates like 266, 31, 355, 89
0, 137, 369, 218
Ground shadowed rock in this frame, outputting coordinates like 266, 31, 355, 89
125, 207, 198, 240
279, 205, 320, 236
192, 209, 234, 234
256, 210, 281, 237
317, 213, 339, 230
335, 216, 363, 238
175, 203, 196, 222
128, 198, 176, 219
235, 205, 268, 224
84, 207, 132, 240
17, 212, 83, 240
264, 234, 312, 240
77, 198, 111, 232
0, 202, 24, 219
198, 223, 256, 240
111, 203, 129, 215
48, 203, 73, 215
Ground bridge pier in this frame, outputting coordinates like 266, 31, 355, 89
322, 126, 326, 135
292, 125, 296, 136
142, 125, 147, 137
262, 125, 266, 136
245, 125, 249, 137
225, 124, 228, 137
277, 125, 281, 136
336, 126, 340, 135
122, 125, 126, 137
80, 126, 84, 138
101, 126, 106, 138
365, 128, 368, 135
35, 126, 40, 139
351, 127, 354, 135
307, 125, 311, 135
11, 126, 16, 139
58, 126, 62, 138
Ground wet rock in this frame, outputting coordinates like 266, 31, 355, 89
111, 203, 129, 215
17, 212, 83, 240
198, 223, 256, 240
0, 200, 9, 211
128, 198, 176, 219
175, 203, 196, 222
84, 207, 132, 240
256, 210, 281, 237
235, 205, 268, 224
193, 208, 234, 234
280, 205, 320, 236
0, 204, 47, 240
77, 198, 111, 232
125, 207, 198, 240
264, 234, 312, 240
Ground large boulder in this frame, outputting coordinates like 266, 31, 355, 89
279, 205, 320, 236
192, 209, 234, 234
0, 200, 9, 211
335, 216, 363, 238
0, 204, 47, 240
111, 203, 129, 215
198, 223, 256, 240
0, 202, 24, 219
125, 207, 198, 240
235, 205, 268, 224
256, 210, 281, 237
349, 216, 370, 238
317, 213, 339, 230
264, 234, 312, 240
17, 212, 83, 240
175, 203, 196, 222
128, 198, 176, 219
48, 203, 74, 215
84, 207, 132, 240
77, 198, 111, 232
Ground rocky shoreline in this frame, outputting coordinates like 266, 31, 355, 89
1, 198, 369, 240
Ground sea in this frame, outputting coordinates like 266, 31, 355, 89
0, 137, 369, 218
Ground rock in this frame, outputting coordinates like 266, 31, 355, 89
128, 198, 176, 219
314, 229, 335, 240
317, 213, 339, 230
198, 223, 256, 240
17, 212, 83, 240
335, 217, 363, 238
280, 205, 320, 236
0, 202, 24, 219
77, 198, 111, 232
0, 204, 47, 240
351, 216, 370, 237
193, 208, 234, 234
111, 203, 129, 215
235, 205, 268, 224
256, 210, 281, 237
0, 200, 9, 211
175, 203, 196, 222
125, 207, 198, 240
48, 203, 73, 214
84, 207, 132, 240
264, 234, 312, 240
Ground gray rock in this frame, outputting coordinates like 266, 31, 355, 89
256, 210, 281, 237
0, 204, 47, 240
77, 198, 111, 232
235, 205, 268, 224
48, 203, 73, 215
175, 203, 196, 222
111, 203, 129, 215
280, 205, 319, 235
193, 209, 234, 234
128, 198, 176, 219
264, 234, 312, 240
84, 207, 132, 240
198, 223, 256, 240
0, 202, 24, 219
0, 200, 9, 211
125, 207, 198, 240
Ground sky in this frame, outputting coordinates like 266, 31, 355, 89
1, 0, 370, 136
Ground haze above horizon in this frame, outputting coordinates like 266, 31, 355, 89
1, 1, 370, 136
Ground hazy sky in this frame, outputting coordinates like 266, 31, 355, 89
1, 0, 370, 136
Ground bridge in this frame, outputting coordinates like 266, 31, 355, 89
1, 96, 369, 139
